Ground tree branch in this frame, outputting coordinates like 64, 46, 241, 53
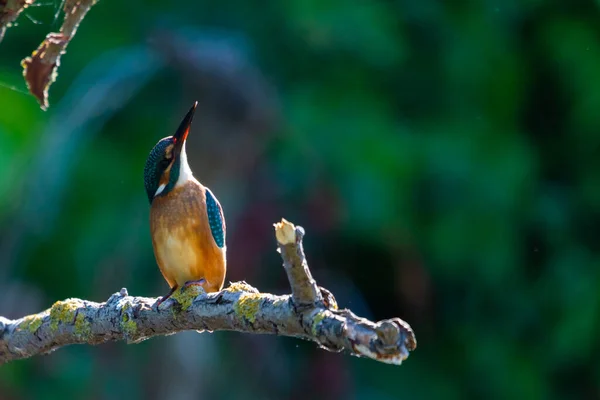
0, 219, 416, 366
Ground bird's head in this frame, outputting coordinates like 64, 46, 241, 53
144, 102, 197, 203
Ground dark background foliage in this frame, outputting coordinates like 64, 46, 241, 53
1, 1, 599, 399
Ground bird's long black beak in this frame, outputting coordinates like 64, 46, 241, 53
173, 101, 198, 157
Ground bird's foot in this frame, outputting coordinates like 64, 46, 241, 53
153, 286, 178, 311
184, 278, 207, 289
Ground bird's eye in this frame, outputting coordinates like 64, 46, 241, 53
160, 158, 171, 168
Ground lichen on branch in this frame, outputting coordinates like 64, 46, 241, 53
0, 219, 416, 365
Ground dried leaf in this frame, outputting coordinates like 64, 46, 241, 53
20, 0, 99, 110
21, 33, 67, 110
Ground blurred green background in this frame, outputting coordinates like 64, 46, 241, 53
1, 0, 599, 399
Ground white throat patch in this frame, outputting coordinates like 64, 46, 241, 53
176, 142, 194, 186
154, 183, 167, 197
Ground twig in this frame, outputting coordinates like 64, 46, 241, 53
21, 0, 99, 110
274, 220, 324, 309
0, 0, 35, 43
0, 219, 416, 365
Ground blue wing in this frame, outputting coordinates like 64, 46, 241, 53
205, 188, 226, 248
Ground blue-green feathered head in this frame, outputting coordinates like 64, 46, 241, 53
143, 102, 197, 203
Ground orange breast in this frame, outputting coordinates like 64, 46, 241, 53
150, 181, 226, 292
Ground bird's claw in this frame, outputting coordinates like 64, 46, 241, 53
184, 278, 207, 288
152, 286, 178, 312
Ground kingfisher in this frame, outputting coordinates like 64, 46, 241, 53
144, 102, 226, 306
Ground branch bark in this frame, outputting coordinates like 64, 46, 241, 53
0, 219, 416, 366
